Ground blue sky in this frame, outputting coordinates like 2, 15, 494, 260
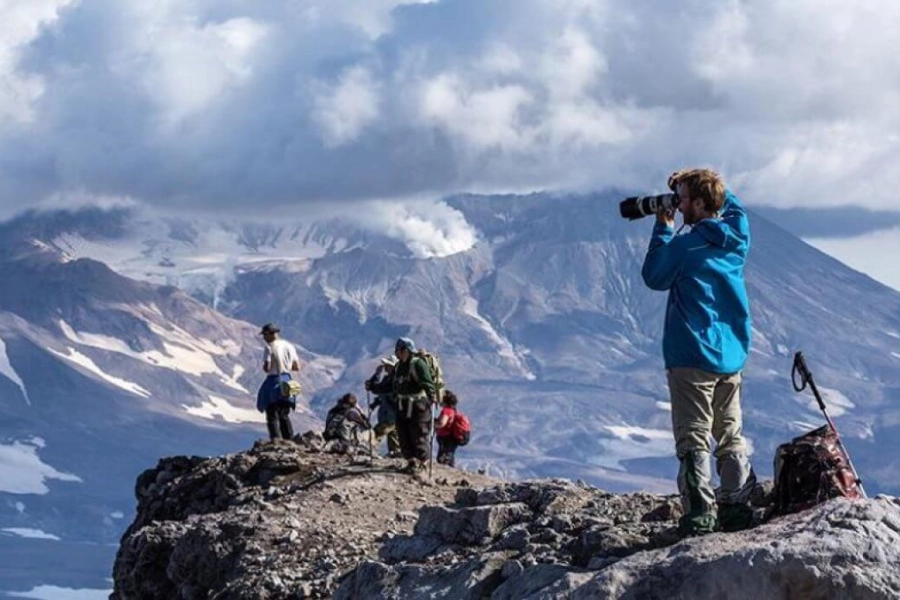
1, 0, 899, 218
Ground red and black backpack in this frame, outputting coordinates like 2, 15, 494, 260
450, 411, 471, 446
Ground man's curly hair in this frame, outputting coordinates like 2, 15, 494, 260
669, 168, 725, 214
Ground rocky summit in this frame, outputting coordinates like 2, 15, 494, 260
112, 437, 900, 599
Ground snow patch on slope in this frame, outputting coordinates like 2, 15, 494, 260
7, 586, 112, 600
58, 320, 246, 391
593, 426, 673, 470
0, 438, 82, 494
461, 295, 535, 379
48, 346, 151, 398
802, 386, 855, 418
0, 337, 30, 405
182, 395, 265, 424
1, 528, 60, 540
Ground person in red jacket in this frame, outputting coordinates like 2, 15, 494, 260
434, 390, 461, 467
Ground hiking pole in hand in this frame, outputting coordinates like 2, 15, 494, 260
792, 351, 867, 498
428, 396, 436, 480
366, 389, 374, 462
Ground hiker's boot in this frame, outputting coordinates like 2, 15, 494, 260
718, 502, 754, 532
716, 452, 756, 532
677, 450, 717, 537
717, 452, 755, 501
401, 460, 418, 474
677, 512, 717, 537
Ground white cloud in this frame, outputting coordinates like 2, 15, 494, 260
313, 66, 381, 147
419, 74, 534, 151
0, 0, 899, 213
131, 12, 269, 125
0, 0, 77, 124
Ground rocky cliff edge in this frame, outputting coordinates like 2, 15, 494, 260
112, 435, 900, 599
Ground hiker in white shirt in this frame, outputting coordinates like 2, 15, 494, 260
256, 323, 301, 440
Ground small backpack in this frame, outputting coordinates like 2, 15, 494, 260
771, 425, 863, 517
279, 379, 302, 399
323, 406, 348, 442
450, 411, 471, 446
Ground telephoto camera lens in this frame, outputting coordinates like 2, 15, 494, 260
619, 193, 678, 221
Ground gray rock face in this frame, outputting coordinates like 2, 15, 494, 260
111, 438, 496, 599
113, 442, 900, 600
579, 499, 900, 600
337, 481, 900, 600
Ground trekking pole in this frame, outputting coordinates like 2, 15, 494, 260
792, 351, 867, 498
366, 389, 374, 462
428, 397, 436, 480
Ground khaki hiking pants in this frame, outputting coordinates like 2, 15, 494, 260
667, 367, 755, 515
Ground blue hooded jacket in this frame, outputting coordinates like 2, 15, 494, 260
641, 190, 751, 374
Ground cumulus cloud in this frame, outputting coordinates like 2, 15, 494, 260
0, 0, 77, 124
0, 0, 899, 217
312, 66, 381, 147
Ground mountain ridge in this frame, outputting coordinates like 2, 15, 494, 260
2, 192, 900, 594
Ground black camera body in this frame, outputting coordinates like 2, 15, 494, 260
619, 193, 679, 221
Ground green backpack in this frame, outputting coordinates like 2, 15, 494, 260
412, 350, 445, 401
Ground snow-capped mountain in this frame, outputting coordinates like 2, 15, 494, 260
0, 224, 340, 595
3, 194, 900, 594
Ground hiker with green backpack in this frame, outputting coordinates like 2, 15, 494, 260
391, 337, 437, 474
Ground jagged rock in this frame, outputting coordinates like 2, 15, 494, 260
337, 481, 900, 600
576, 499, 900, 599
414, 503, 532, 544
112, 435, 495, 599
335, 553, 510, 600
112, 439, 900, 600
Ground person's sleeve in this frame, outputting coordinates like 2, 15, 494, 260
719, 190, 751, 254
369, 376, 393, 395
351, 409, 370, 428
641, 222, 685, 291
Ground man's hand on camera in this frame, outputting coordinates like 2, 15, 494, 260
656, 207, 675, 228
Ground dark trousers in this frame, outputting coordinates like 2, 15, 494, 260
266, 402, 294, 440
396, 398, 431, 462
437, 436, 458, 467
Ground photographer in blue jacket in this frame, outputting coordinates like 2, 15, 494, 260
642, 168, 757, 537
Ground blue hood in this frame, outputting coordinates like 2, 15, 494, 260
641, 191, 752, 374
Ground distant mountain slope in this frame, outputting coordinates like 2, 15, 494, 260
34, 196, 900, 500
0, 232, 340, 595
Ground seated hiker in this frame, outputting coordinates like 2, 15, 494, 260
435, 390, 463, 467
255, 323, 301, 441
365, 355, 402, 457
323, 393, 371, 454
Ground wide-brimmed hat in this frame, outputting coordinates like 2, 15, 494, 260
380, 355, 399, 367
260, 323, 281, 335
